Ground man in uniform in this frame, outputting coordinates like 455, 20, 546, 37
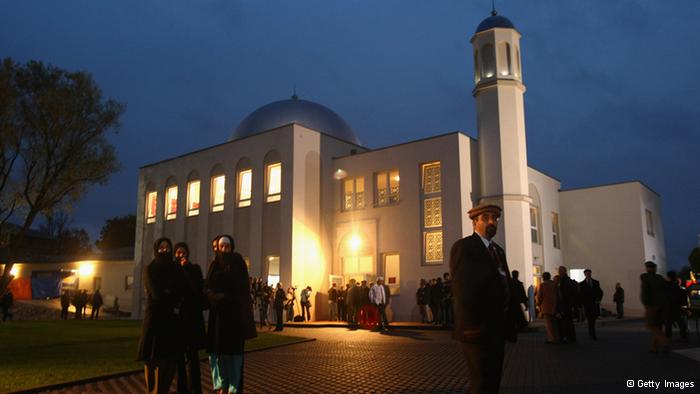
450, 204, 516, 394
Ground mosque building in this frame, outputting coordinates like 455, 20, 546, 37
132, 12, 665, 320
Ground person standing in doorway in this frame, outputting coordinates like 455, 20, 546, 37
450, 204, 517, 394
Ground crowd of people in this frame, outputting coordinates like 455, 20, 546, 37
137, 235, 256, 394
59, 289, 104, 320
415, 274, 454, 326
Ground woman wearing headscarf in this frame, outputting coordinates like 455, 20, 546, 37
205, 234, 256, 394
174, 242, 206, 394
137, 237, 186, 394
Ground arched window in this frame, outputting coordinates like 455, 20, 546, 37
164, 177, 178, 221
497, 42, 512, 76
263, 150, 282, 203
473, 49, 481, 84
210, 164, 225, 212
516, 48, 522, 79
481, 44, 496, 79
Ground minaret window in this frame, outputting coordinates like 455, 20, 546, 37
515, 48, 522, 79
497, 42, 512, 76
481, 44, 496, 79
474, 50, 481, 84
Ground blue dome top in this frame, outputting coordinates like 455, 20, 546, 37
231, 97, 360, 145
475, 14, 516, 33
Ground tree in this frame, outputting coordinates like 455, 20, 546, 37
95, 214, 135, 251
0, 58, 124, 293
38, 210, 93, 256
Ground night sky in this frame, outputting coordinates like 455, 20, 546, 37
1, 1, 698, 270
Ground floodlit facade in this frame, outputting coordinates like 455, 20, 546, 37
132, 13, 665, 320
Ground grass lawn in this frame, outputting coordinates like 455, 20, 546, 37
0, 319, 309, 393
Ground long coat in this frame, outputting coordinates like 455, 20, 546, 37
536, 280, 558, 315
180, 261, 206, 349
449, 233, 517, 343
137, 257, 185, 361
206, 252, 256, 355
579, 278, 603, 317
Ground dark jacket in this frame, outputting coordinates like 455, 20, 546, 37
613, 287, 625, 303
640, 272, 667, 308
579, 278, 603, 317
137, 242, 186, 361
92, 291, 103, 308
557, 275, 579, 314
206, 251, 256, 355
665, 281, 689, 319
449, 233, 516, 343
416, 286, 429, 305
181, 261, 206, 349
274, 287, 286, 309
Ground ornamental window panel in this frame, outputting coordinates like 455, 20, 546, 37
146, 191, 157, 224
424, 197, 442, 228
422, 162, 441, 194
211, 175, 225, 212
237, 169, 252, 207
342, 177, 365, 210
165, 186, 178, 220
187, 181, 200, 216
375, 170, 399, 206
266, 163, 281, 203
424, 230, 443, 264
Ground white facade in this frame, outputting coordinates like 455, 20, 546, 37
131, 13, 665, 320
560, 182, 666, 316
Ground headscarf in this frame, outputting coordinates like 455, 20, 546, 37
173, 242, 190, 260
153, 237, 173, 263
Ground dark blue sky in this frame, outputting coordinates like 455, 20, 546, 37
1, 1, 698, 270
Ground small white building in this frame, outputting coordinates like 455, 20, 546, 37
132, 12, 665, 320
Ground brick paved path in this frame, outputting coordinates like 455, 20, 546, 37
40, 320, 700, 393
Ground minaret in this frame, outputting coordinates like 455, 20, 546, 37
472, 10, 533, 283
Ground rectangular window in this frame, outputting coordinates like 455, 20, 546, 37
645, 209, 655, 236
423, 197, 442, 228
422, 162, 441, 194
266, 163, 281, 202
530, 206, 539, 244
186, 181, 200, 216
146, 191, 157, 224
266, 255, 280, 285
551, 212, 560, 249
238, 169, 252, 207
375, 170, 400, 206
424, 230, 443, 264
125, 275, 134, 291
165, 186, 178, 220
342, 177, 365, 210
211, 175, 225, 212
342, 255, 373, 274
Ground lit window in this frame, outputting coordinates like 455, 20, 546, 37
238, 169, 252, 207
266, 163, 281, 203
481, 44, 495, 78
146, 191, 157, 224
424, 197, 442, 228
422, 162, 441, 194
552, 212, 560, 249
187, 181, 200, 216
165, 186, 178, 220
266, 255, 280, 285
211, 175, 225, 212
645, 209, 655, 236
343, 177, 365, 210
342, 256, 373, 274
376, 170, 399, 206
424, 231, 443, 264
530, 206, 539, 244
